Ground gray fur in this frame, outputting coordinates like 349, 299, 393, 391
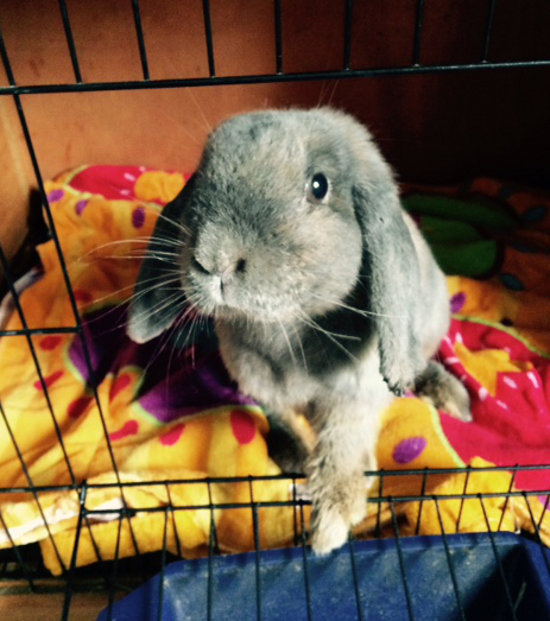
127, 108, 470, 554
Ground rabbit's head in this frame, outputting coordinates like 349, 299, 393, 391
128, 108, 422, 394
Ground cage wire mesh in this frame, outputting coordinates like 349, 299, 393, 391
0, 0, 550, 620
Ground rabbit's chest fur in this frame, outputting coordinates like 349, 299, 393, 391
215, 316, 392, 423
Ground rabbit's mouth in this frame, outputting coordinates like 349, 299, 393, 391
182, 263, 305, 325
187, 283, 297, 324
180, 244, 293, 322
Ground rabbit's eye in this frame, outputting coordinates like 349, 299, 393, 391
307, 173, 329, 202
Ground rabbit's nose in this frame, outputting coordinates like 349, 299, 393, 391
220, 257, 247, 284
192, 254, 247, 279
191, 255, 211, 275
192, 253, 247, 304
233, 258, 247, 275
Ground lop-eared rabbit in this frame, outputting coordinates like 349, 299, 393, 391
127, 108, 470, 554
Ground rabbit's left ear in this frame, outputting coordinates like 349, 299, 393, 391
352, 178, 424, 396
126, 177, 195, 343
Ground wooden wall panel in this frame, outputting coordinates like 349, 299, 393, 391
0, 0, 548, 263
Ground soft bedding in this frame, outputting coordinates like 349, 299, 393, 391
0, 166, 549, 575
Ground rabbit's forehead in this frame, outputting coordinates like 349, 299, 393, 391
209, 124, 305, 171
204, 119, 349, 192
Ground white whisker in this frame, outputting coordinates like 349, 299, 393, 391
277, 317, 298, 368
310, 292, 405, 320
295, 309, 359, 363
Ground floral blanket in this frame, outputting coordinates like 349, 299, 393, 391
0, 167, 548, 575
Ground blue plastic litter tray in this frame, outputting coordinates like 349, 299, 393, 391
97, 532, 550, 620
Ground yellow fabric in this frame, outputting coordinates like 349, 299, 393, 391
0, 169, 547, 576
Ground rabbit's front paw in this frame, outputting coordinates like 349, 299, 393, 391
309, 472, 367, 555
381, 350, 423, 397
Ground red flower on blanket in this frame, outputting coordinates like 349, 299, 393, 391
440, 319, 550, 493
66, 165, 186, 205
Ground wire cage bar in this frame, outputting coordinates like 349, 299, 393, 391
0, 0, 549, 619
0, 0, 549, 97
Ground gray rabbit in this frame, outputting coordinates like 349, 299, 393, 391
127, 107, 470, 554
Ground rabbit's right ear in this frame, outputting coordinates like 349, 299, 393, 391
352, 177, 424, 396
126, 177, 194, 343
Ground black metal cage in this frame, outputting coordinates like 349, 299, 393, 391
1, 1, 550, 620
